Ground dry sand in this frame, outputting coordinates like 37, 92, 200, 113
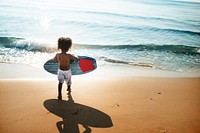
0, 77, 200, 133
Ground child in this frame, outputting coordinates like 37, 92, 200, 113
54, 37, 78, 100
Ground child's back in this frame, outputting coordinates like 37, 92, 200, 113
55, 53, 77, 70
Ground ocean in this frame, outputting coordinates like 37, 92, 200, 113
0, 0, 200, 76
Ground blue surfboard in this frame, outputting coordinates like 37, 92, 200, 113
44, 56, 97, 75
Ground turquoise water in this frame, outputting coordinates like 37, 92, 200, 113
0, 0, 200, 74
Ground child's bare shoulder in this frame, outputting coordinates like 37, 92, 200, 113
56, 53, 61, 56
66, 53, 73, 57
64, 53, 72, 59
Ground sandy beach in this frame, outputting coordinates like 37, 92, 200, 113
0, 77, 200, 133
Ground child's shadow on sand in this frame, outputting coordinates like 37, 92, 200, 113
43, 93, 113, 133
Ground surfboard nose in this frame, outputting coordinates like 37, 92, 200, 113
79, 58, 95, 72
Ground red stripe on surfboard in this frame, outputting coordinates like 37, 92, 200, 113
79, 58, 94, 72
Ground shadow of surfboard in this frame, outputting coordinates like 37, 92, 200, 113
43, 93, 113, 133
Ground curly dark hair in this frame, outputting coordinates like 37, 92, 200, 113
57, 37, 72, 51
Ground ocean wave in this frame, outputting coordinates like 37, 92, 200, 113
74, 43, 200, 56
152, 28, 200, 36
100, 57, 154, 68
115, 25, 200, 36
0, 37, 200, 56
86, 10, 172, 23
84, 10, 199, 29
0, 37, 56, 53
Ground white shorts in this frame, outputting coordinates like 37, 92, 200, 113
57, 69, 72, 85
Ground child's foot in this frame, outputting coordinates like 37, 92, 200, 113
57, 95, 62, 100
67, 91, 71, 95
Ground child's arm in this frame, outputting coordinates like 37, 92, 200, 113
70, 54, 79, 61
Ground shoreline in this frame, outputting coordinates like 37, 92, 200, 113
0, 62, 199, 80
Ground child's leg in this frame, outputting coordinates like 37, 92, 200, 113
67, 85, 71, 92
66, 72, 72, 92
58, 82, 63, 99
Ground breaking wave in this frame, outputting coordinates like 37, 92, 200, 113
0, 37, 200, 56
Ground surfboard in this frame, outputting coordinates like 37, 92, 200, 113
44, 56, 97, 75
